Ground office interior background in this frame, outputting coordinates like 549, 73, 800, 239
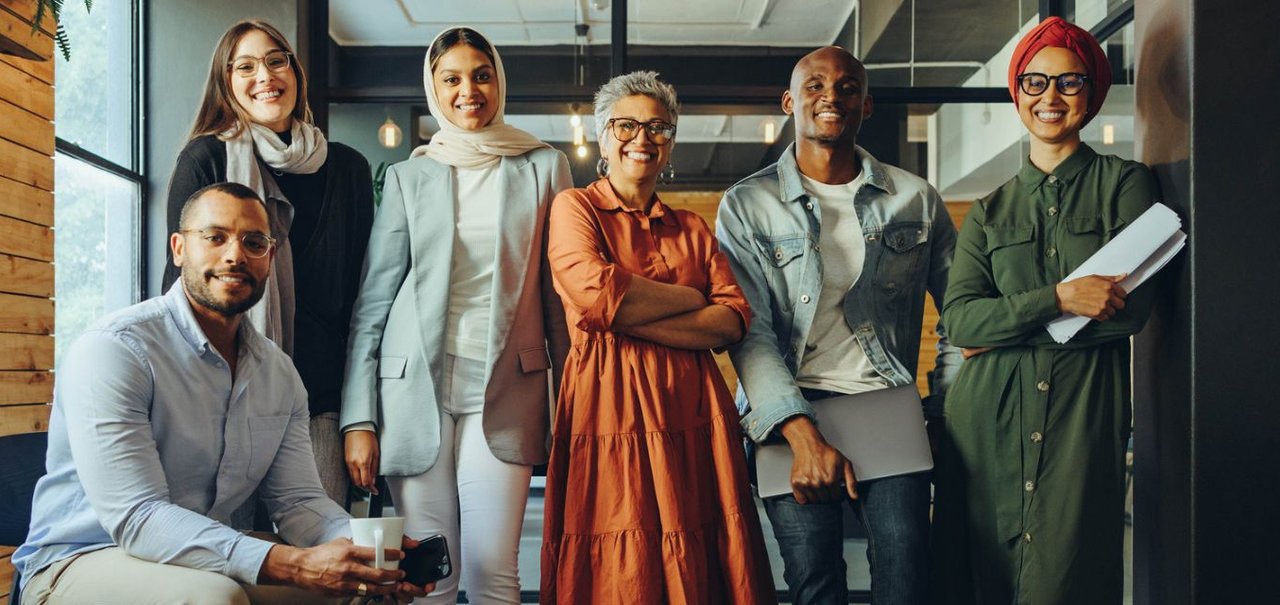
0, 0, 1275, 603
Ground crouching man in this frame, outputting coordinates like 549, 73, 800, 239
13, 183, 431, 604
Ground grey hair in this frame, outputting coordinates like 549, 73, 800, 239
593, 70, 679, 143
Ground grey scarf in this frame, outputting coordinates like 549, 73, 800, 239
222, 121, 328, 353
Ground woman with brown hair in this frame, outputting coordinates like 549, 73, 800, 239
163, 19, 374, 509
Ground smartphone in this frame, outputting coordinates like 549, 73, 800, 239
402, 534, 451, 587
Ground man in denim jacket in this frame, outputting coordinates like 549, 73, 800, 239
716, 46, 959, 605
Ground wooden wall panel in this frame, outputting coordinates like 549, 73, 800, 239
0, 136, 52, 191
0, 6, 50, 589
0, 214, 52, 262
0, 292, 52, 334
0, 0, 57, 36
0, 3, 51, 57
0, 402, 49, 436
0, 97, 53, 155
0, 371, 51, 405
0, 252, 53, 297
0, 174, 53, 226
0, 333, 52, 370
0, 58, 50, 120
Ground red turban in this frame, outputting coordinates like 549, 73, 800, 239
1008, 16, 1112, 125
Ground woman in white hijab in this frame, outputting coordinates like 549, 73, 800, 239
341, 27, 573, 604
165, 19, 374, 512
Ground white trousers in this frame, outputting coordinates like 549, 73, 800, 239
387, 355, 532, 605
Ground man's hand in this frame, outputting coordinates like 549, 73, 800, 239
345, 430, 380, 494
1055, 273, 1129, 321
779, 416, 858, 504
258, 538, 431, 601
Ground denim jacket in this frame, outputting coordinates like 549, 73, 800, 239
715, 144, 961, 444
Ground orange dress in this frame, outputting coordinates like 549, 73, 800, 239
540, 179, 776, 604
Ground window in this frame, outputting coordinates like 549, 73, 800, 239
53, 0, 144, 361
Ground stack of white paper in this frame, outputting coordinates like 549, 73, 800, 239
1045, 202, 1186, 344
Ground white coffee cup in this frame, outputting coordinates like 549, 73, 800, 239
349, 516, 406, 573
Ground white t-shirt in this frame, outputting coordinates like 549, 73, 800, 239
793, 170, 891, 395
445, 164, 501, 363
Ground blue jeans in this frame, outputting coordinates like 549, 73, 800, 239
763, 471, 931, 605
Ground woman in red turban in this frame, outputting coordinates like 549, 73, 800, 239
932, 17, 1160, 605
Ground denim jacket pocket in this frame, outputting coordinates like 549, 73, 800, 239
875, 222, 931, 294
753, 233, 810, 311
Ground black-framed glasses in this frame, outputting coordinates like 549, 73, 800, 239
1016, 72, 1089, 96
180, 228, 276, 258
228, 50, 293, 79
607, 118, 677, 144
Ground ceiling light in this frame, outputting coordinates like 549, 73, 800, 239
576, 145, 588, 158
570, 114, 581, 127
1102, 123, 1115, 145
378, 116, 403, 149
763, 121, 776, 145
573, 124, 586, 147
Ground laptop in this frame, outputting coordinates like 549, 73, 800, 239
754, 384, 934, 499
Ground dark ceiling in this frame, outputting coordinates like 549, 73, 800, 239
326, 0, 1084, 189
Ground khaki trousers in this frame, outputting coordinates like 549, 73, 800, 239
22, 546, 353, 605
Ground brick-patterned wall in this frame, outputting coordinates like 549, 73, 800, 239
659, 190, 972, 396
0, 0, 54, 601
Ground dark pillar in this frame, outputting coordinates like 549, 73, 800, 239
296, 0, 329, 133
611, 0, 626, 76
1133, 1, 1280, 603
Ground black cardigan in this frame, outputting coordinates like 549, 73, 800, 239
162, 134, 375, 416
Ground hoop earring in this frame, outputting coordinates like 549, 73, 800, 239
659, 162, 676, 185
596, 158, 609, 178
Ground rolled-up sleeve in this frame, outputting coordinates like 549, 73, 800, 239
547, 190, 633, 333
60, 331, 275, 584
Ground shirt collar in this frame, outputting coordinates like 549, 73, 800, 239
163, 281, 262, 360
1016, 142, 1098, 190
776, 143, 893, 203
585, 178, 678, 227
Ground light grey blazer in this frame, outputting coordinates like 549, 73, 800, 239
341, 147, 573, 475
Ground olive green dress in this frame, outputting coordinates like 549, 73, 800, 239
932, 144, 1159, 605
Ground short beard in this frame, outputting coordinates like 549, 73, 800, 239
181, 265, 266, 318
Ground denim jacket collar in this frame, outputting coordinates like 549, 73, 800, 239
777, 143, 895, 204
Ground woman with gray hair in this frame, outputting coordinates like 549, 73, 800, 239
540, 71, 776, 604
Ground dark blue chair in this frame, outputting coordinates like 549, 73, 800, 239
1, 431, 49, 605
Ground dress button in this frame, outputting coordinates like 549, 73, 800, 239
800, 294, 811, 304
1025, 481, 1036, 492
1036, 380, 1050, 392
1048, 175, 1058, 184
1023, 532, 1033, 543
1047, 206, 1058, 216
1030, 431, 1044, 443
1046, 247, 1057, 258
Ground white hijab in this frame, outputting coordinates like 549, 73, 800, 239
411, 28, 548, 168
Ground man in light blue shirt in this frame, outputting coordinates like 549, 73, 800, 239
14, 183, 429, 604
716, 47, 959, 604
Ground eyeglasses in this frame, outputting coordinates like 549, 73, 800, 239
181, 228, 276, 258
228, 50, 292, 79
607, 118, 677, 144
1016, 72, 1089, 96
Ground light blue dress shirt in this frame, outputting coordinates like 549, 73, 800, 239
14, 284, 350, 589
